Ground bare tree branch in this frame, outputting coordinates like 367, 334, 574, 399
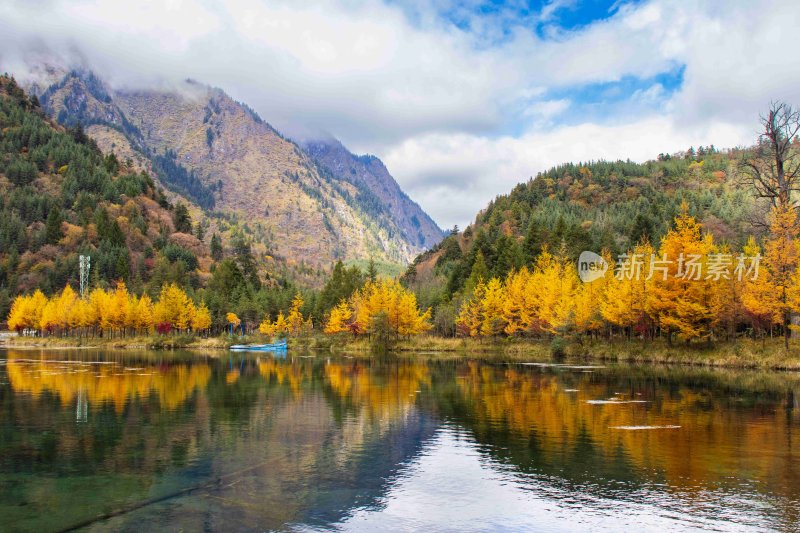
739, 101, 800, 211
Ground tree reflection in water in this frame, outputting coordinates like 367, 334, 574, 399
1, 349, 798, 531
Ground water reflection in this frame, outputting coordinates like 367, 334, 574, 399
0, 349, 799, 531
6, 353, 211, 411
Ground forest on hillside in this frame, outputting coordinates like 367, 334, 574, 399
402, 102, 800, 346
0, 75, 332, 329
6, 67, 800, 348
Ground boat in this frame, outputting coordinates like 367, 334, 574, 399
229, 339, 288, 352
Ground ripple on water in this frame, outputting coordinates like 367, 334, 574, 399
586, 399, 649, 405
610, 426, 682, 430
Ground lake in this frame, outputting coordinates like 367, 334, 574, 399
1, 348, 799, 532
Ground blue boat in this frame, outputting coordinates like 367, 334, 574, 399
229, 339, 288, 352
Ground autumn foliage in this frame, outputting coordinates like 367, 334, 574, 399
455, 209, 793, 344
7, 282, 212, 337
323, 279, 431, 338
258, 294, 312, 337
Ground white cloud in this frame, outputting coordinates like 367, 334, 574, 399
385, 116, 750, 228
1, 0, 799, 230
540, 0, 579, 23
523, 98, 571, 119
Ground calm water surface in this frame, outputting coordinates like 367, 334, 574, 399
1, 348, 799, 532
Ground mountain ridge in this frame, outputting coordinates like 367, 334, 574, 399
29, 68, 444, 269
300, 136, 442, 249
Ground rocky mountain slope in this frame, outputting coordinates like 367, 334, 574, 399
33, 69, 444, 268
301, 137, 442, 249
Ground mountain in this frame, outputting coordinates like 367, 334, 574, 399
0, 74, 213, 312
301, 137, 442, 249
32, 69, 444, 271
406, 151, 762, 310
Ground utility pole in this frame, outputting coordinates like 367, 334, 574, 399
79, 255, 91, 298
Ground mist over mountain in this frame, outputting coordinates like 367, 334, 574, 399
25, 66, 444, 269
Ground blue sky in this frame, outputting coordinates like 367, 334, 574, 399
434, 0, 632, 38
2, 0, 799, 228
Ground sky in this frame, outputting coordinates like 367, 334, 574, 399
2, 0, 800, 229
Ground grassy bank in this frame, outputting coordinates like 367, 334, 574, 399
562, 338, 800, 370
5, 332, 800, 370
3, 334, 233, 351
324, 335, 800, 370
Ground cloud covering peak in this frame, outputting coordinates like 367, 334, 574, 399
2, 0, 799, 228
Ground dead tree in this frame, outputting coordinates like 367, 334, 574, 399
739, 101, 800, 210
740, 102, 800, 350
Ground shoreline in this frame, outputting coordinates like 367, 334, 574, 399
4, 334, 800, 371
1, 334, 231, 352
317, 335, 800, 370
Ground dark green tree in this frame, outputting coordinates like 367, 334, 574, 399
173, 202, 192, 233
464, 249, 489, 295
523, 218, 545, 264
492, 235, 523, 278
45, 207, 63, 245
210, 232, 223, 261
232, 233, 260, 289
366, 257, 378, 283
318, 260, 364, 315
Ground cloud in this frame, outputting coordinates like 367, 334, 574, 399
0, 0, 515, 145
384, 116, 749, 228
540, 0, 579, 23
523, 98, 571, 119
1, 0, 799, 230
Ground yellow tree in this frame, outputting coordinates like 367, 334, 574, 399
154, 283, 193, 332
132, 294, 154, 334
258, 314, 277, 336
30, 290, 48, 334
40, 296, 59, 335
72, 297, 94, 337
89, 288, 113, 335
763, 205, 798, 349
603, 243, 652, 338
646, 208, 713, 343
40, 287, 78, 336
708, 244, 743, 340
530, 248, 577, 335
347, 279, 431, 338
286, 294, 305, 336
226, 312, 241, 334
602, 271, 634, 333
574, 273, 606, 337
529, 248, 561, 334
351, 280, 388, 333
109, 282, 130, 336
741, 238, 774, 335
456, 281, 485, 337
324, 300, 353, 334
57, 285, 78, 334
123, 292, 138, 335
192, 302, 212, 334
273, 312, 289, 335
397, 291, 432, 336
10, 290, 49, 334
479, 278, 506, 337
502, 268, 533, 336
552, 255, 579, 334
6, 294, 29, 333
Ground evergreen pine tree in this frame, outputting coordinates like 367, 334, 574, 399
45, 208, 63, 245
210, 233, 223, 261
